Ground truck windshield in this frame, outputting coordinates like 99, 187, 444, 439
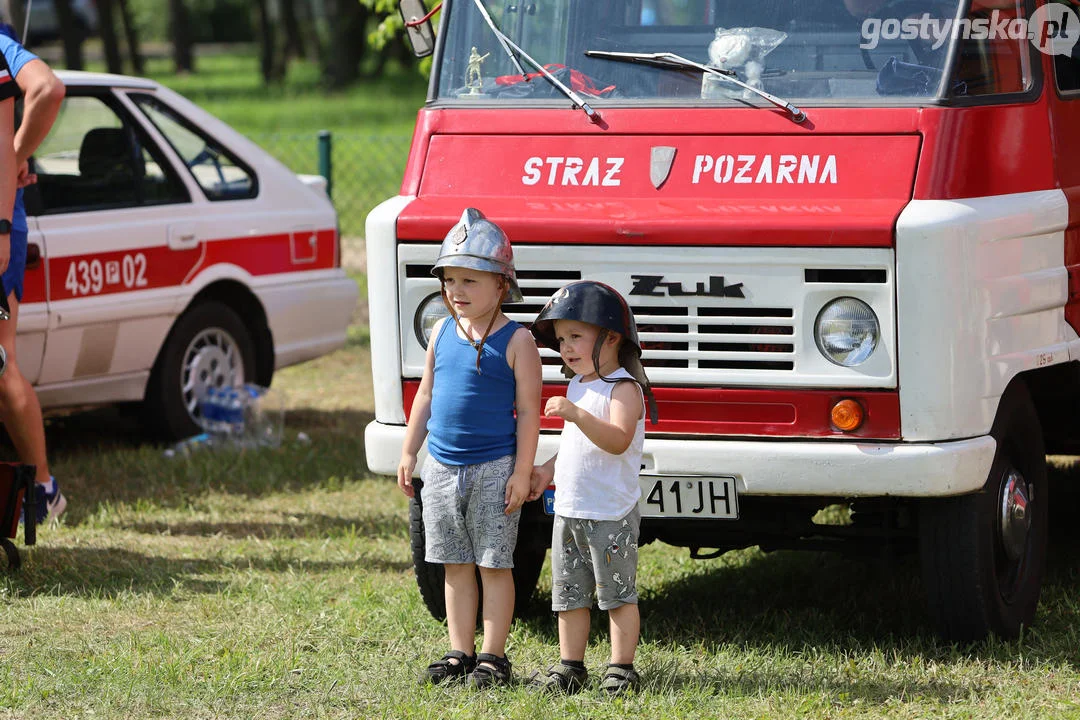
433, 0, 1033, 105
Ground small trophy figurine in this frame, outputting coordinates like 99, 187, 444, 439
462, 46, 490, 96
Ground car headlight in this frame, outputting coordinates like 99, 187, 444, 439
414, 292, 449, 348
814, 297, 880, 367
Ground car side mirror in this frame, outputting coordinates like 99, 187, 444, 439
399, 0, 436, 58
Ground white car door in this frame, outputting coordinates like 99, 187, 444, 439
28, 89, 195, 406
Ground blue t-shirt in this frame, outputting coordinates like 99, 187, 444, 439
0, 34, 39, 233
426, 320, 520, 466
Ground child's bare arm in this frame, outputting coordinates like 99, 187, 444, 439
506, 327, 543, 514
528, 454, 556, 501
397, 319, 441, 497
545, 380, 642, 454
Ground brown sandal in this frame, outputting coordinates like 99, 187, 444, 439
600, 664, 640, 694
469, 652, 513, 689
528, 662, 588, 694
420, 650, 476, 685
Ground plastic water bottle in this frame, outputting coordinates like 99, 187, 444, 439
224, 388, 245, 440
164, 433, 213, 458
241, 384, 263, 448
199, 387, 219, 437
200, 387, 234, 446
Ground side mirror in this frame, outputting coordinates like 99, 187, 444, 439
399, 0, 436, 58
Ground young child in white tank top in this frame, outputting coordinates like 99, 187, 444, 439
525, 281, 658, 696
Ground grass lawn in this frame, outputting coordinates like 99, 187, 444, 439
0, 257, 1079, 716
3, 45, 1078, 720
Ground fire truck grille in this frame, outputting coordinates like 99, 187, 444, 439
407, 264, 796, 373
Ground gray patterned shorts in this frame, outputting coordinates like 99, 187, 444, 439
420, 453, 520, 569
551, 507, 640, 612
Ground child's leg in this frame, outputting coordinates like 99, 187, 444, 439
445, 562, 479, 654
478, 566, 514, 655
558, 607, 591, 662
467, 454, 521, 659
608, 603, 639, 665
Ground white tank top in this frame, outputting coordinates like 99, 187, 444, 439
552, 367, 645, 521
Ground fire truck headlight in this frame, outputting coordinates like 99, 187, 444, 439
814, 298, 879, 367
414, 293, 449, 348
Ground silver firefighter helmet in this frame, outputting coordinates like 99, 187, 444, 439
431, 208, 523, 302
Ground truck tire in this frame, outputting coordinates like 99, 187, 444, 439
919, 383, 1048, 642
409, 489, 549, 621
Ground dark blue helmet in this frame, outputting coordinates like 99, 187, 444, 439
532, 280, 657, 424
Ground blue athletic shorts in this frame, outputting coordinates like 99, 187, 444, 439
0, 228, 27, 302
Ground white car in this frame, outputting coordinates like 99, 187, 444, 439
19, 70, 358, 439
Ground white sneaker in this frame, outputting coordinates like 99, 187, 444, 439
35, 478, 67, 524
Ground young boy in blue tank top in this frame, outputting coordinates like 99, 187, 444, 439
397, 209, 542, 688
526, 281, 659, 696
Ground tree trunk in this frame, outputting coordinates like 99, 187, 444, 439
299, 0, 325, 66
280, 0, 306, 60
97, 0, 123, 74
4, 0, 26, 43
253, 0, 283, 85
52, 0, 85, 70
324, 0, 367, 89
169, 0, 195, 73
117, 0, 145, 75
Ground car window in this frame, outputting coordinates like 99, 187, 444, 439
29, 94, 189, 215
129, 93, 258, 201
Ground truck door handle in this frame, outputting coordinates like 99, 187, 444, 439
26, 242, 41, 270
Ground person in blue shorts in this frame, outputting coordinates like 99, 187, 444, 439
0, 24, 67, 522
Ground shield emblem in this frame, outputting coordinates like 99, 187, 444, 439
650, 146, 676, 189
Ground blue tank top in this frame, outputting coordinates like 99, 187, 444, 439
427, 319, 520, 466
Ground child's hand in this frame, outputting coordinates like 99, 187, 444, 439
544, 396, 579, 423
527, 464, 554, 501
397, 454, 417, 498
504, 470, 530, 514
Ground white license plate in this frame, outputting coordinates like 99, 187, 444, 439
638, 476, 739, 519
541, 476, 740, 519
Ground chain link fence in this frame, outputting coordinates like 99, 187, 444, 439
248, 130, 413, 242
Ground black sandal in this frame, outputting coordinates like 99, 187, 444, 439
600, 664, 640, 695
469, 652, 513, 689
528, 662, 588, 694
421, 650, 476, 685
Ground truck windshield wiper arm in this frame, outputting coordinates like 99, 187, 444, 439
584, 50, 806, 124
472, 0, 601, 123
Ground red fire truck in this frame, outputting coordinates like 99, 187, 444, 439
366, 0, 1080, 642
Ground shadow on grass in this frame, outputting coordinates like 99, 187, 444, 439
518, 526, 1080, 683
130, 510, 407, 541
15, 406, 380, 523
4, 544, 411, 600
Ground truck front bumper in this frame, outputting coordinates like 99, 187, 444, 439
364, 421, 997, 498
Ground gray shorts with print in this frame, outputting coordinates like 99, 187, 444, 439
551, 507, 640, 612
421, 453, 520, 569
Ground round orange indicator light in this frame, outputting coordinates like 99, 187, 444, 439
831, 399, 865, 432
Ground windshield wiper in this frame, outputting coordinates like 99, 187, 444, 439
472, 0, 601, 123
584, 50, 806, 124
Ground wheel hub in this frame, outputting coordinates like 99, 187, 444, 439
999, 469, 1031, 562
181, 328, 243, 416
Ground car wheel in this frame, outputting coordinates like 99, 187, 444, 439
409, 487, 550, 621
919, 383, 1048, 642
144, 301, 256, 441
